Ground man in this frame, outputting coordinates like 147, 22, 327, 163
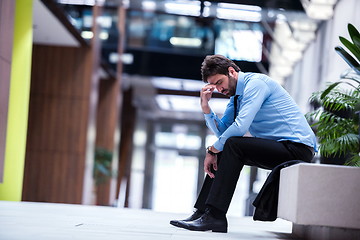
170, 55, 317, 233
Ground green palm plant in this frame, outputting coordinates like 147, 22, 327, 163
308, 74, 360, 166
94, 147, 114, 185
335, 23, 360, 74
307, 23, 360, 167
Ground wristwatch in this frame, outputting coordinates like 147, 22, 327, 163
206, 146, 217, 156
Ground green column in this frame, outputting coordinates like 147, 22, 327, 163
0, 0, 33, 201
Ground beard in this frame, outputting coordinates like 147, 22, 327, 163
223, 75, 237, 97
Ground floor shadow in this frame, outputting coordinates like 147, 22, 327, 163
271, 231, 302, 240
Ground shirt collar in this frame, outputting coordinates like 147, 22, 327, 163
235, 71, 245, 97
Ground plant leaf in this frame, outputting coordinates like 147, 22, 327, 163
348, 23, 360, 43
346, 154, 360, 167
335, 46, 360, 74
339, 36, 360, 62
320, 82, 341, 99
96, 164, 111, 176
353, 36, 360, 51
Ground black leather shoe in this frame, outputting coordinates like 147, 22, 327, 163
170, 210, 203, 227
173, 210, 228, 233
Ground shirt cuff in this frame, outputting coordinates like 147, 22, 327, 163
204, 111, 215, 120
213, 141, 224, 152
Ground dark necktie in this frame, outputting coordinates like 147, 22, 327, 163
234, 95, 239, 121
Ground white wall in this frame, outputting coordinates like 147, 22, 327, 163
286, 0, 360, 112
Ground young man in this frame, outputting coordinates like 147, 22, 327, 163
170, 55, 317, 233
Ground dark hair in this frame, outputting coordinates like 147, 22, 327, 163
201, 55, 241, 83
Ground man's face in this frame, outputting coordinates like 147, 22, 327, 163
207, 73, 237, 97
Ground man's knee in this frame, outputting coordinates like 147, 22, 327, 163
222, 136, 246, 162
224, 136, 243, 149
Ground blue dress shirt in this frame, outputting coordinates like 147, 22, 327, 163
204, 72, 317, 151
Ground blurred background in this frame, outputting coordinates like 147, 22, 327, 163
0, 0, 358, 218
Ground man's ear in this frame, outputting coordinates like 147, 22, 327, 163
228, 67, 236, 77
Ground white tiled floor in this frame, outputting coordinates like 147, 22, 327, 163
0, 201, 296, 240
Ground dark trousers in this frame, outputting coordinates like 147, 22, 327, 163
194, 137, 314, 213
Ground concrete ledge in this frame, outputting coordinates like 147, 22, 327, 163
277, 163, 360, 237
293, 223, 360, 240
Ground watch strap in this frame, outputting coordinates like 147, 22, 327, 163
206, 146, 217, 156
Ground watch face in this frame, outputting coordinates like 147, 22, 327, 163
207, 146, 215, 155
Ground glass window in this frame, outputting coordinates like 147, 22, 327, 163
152, 150, 198, 213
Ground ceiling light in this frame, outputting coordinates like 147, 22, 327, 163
267, 11, 276, 18
142, 1, 156, 11
109, 53, 134, 64
122, 0, 129, 8
217, 8, 262, 22
164, 1, 201, 16
301, 0, 337, 20
58, 0, 95, 5
202, 6, 210, 17
305, 4, 334, 20
217, 3, 261, 11
311, 0, 337, 3
99, 31, 108, 40
97, 16, 112, 28
170, 37, 202, 48
293, 30, 316, 44
290, 20, 318, 32
81, 31, 93, 39
121, 54, 134, 65
276, 14, 287, 21
217, 2, 261, 22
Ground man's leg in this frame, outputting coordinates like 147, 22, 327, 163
170, 157, 220, 228
169, 155, 221, 227
171, 137, 313, 232
205, 137, 308, 213
193, 152, 223, 212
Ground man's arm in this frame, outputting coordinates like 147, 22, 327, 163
213, 78, 270, 151
200, 84, 215, 114
200, 84, 221, 177
201, 85, 235, 137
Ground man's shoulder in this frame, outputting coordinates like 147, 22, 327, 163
243, 72, 268, 81
243, 72, 279, 86
243, 72, 270, 85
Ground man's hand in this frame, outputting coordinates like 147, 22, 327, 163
200, 84, 216, 114
204, 153, 217, 178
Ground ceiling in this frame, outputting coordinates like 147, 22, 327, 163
33, 0, 80, 46
32, 0, 325, 120
113, 0, 305, 12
